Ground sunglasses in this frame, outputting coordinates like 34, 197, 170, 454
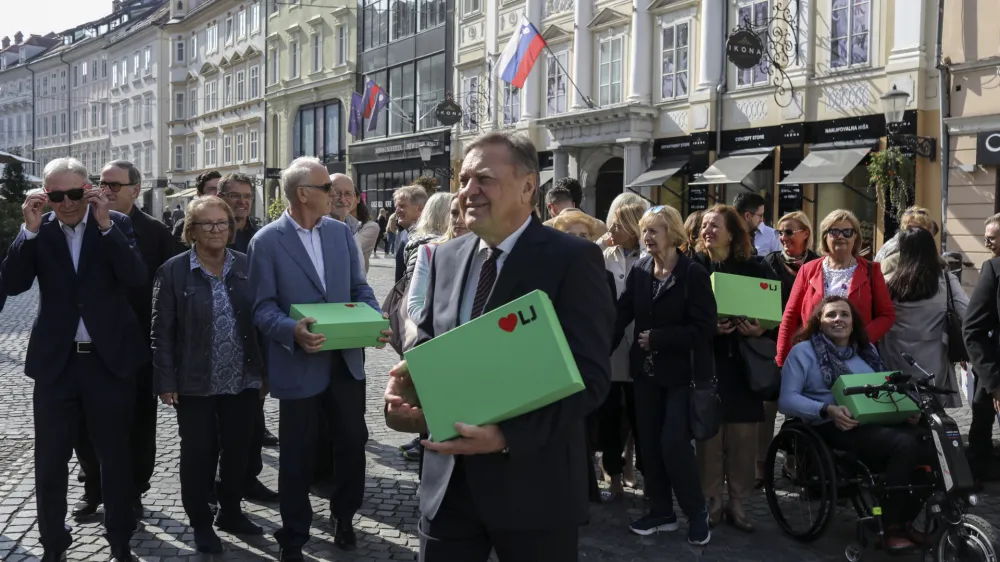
644, 205, 666, 216
46, 188, 86, 203
300, 182, 333, 193
99, 181, 134, 193
777, 229, 805, 237
826, 227, 856, 239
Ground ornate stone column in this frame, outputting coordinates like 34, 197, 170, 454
697, 0, 723, 91
572, 0, 594, 109
628, 0, 652, 104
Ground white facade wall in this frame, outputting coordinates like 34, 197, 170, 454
65, 39, 111, 179
0, 65, 36, 175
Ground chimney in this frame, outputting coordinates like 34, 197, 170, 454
13, 32, 22, 45
1, 37, 9, 50
112, 0, 122, 12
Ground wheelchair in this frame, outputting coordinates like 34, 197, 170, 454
763, 360, 1000, 562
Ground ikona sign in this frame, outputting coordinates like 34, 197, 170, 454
726, 29, 765, 69
976, 131, 1000, 166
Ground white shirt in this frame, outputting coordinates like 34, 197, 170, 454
755, 223, 782, 256
288, 210, 326, 292
20, 206, 112, 342
459, 215, 533, 325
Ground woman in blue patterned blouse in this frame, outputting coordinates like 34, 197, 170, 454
151, 196, 267, 554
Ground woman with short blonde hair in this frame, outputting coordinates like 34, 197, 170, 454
552, 210, 605, 241
818, 209, 863, 257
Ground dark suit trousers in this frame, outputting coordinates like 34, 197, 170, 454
419, 460, 578, 562
968, 374, 996, 464
176, 389, 257, 529
632, 377, 705, 520
205, 395, 266, 494
276, 353, 368, 550
77, 362, 157, 502
36, 351, 135, 551
596, 381, 641, 476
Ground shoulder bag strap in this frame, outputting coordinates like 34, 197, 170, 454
868, 260, 875, 320
943, 267, 956, 314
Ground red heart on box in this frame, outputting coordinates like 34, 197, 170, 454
345, 304, 356, 307
498, 313, 517, 333
759, 282, 769, 290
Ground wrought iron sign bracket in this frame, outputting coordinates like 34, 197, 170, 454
727, 0, 801, 108
887, 123, 937, 161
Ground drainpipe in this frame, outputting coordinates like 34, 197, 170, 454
27, 64, 36, 177
714, 0, 728, 171
936, 0, 949, 253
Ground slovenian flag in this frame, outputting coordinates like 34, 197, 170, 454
497, 15, 546, 89
361, 80, 383, 118
367, 88, 390, 132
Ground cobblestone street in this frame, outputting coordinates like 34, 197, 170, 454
1, 256, 1000, 561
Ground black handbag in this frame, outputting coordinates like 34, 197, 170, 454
739, 336, 781, 400
943, 269, 969, 362
683, 261, 721, 441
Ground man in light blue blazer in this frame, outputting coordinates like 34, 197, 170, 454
247, 156, 383, 562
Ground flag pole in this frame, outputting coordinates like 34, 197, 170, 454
542, 42, 596, 110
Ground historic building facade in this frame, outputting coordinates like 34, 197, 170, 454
0, 33, 59, 179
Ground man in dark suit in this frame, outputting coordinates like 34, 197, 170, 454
965, 255, 1000, 479
1, 157, 148, 562
172, 170, 221, 248
384, 132, 614, 561
71, 161, 176, 522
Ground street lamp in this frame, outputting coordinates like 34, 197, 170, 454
879, 85, 936, 160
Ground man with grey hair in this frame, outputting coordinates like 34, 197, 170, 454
329, 173, 379, 273
393, 184, 428, 282
247, 156, 388, 561
2, 157, 147, 561
71, 160, 176, 523
384, 132, 616, 560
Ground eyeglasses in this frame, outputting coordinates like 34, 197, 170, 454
826, 227, 856, 239
223, 192, 254, 201
46, 188, 86, 203
300, 182, 333, 193
777, 229, 805, 237
98, 181, 135, 193
193, 221, 231, 233
986, 236, 997, 245
331, 190, 355, 200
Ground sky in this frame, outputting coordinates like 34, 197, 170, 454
1, 0, 112, 44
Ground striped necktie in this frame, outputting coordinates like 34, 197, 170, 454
470, 247, 503, 319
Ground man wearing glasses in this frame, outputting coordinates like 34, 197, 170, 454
247, 156, 388, 561
219, 173, 260, 254
70, 161, 177, 524
1, 157, 147, 562
734, 192, 781, 256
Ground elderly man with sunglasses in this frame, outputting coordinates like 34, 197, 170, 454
1, 157, 148, 562
247, 156, 389, 561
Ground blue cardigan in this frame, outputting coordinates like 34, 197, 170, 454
779, 340, 875, 424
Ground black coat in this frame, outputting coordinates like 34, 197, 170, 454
127, 206, 177, 341
761, 250, 821, 309
612, 253, 717, 388
693, 253, 777, 423
150, 249, 265, 395
229, 220, 260, 254
965, 257, 1000, 396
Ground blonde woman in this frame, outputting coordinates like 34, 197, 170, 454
612, 204, 713, 544
551, 210, 605, 241
874, 205, 937, 264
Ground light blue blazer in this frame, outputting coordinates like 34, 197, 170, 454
247, 212, 380, 400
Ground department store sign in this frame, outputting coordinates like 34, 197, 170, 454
976, 131, 1000, 166
349, 131, 449, 164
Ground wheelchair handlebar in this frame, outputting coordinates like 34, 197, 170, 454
841, 381, 956, 398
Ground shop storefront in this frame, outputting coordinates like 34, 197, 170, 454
689, 124, 803, 224
349, 129, 451, 212
626, 132, 714, 216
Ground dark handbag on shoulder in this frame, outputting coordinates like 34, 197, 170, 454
943, 269, 969, 363
739, 336, 781, 400
682, 261, 721, 440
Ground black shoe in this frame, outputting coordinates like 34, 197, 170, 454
245, 478, 279, 502
401, 442, 423, 461
72, 494, 100, 519
333, 517, 357, 551
108, 546, 135, 562
194, 526, 224, 554
399, 436, 421, 452
215, 511, 264, 536
41, 549, 66, 562
262, 428, 279, 447
279, 547, 305, 561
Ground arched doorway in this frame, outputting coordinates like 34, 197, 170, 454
595, 157, 624, 223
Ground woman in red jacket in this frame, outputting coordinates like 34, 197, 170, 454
776, 209, 895, 366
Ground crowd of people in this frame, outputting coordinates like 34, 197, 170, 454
3, 129, 1000, 561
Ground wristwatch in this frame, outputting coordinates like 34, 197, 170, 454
820, 404, 830, 419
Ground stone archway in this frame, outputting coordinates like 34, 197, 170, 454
577, 145, 625, 216
594, 158, 624, 224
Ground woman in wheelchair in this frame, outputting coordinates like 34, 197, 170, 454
779, 295, 935, 551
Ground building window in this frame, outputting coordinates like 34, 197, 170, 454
146, 146, 153, 173
91, 105, 98, 128
205, 138, 217, 166
175, 39, 185, 63
737, 0, 770, 86
502, 83, 520, 126
206, 80, 218, 111
223, 135, 232, 164
174, 145, 183, 170
226, 17, 234, 45
176, 92, 186, 120
122, 101, 129, 128
122, 147, 130, 162
207, 24, 219, 53
73, 110, 78, 132
337, 26, 347, 65
101, 149, 108, 168
112, 64, 118, 87
391, 0, 417, 41
661, 22, 690, 99
598, 36, 623, 106
102, 58, 108, 78
190, 88, 198, 116
289, 40, 300, 78
101, 103, 107, 126
134, 147, 142, 170
131, 52, 138, 77
416, 53, 445, 130
292, 101, 342, 161
251, 2, 261, 33
188, 142, 196, 171
238, 10, 247, 39
236, 71, 245, 103
112, 105, 119, 130
270, 0, 279, 14
224, 75, 233, 106
546, 52, 568, 115
831, 0, 870, 67
461, 75, 479, 132
250, 65, 260, 97
463, 0, 481, 16
236, 133, 245, 162
389, 63, 415, 135
121, 59, 127, 80
82, 62, 88, 84
145, 95, 153, 123
60, 114, 65, 135
363, 0, 389, 50
419, 0, 445, 30
268, 48, 279, 84
133, 99, 140, 125
189, 34, 197, 61
91, 60, 97, 80
312, 34, 322, 72
144, 47, 151, 74
249, 129, 259, 160
73, 66, 79, 87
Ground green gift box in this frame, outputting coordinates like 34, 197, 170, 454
709, 272, 783, 329
289, 302, 388, 351
832, 372, 920, 425
404, 290, 585, 442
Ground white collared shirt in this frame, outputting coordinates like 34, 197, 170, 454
459, 215, 533, 325
287, 210, 326, 292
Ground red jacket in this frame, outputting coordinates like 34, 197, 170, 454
776, 256, 896, 366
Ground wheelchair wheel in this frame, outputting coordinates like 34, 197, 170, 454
764, 424, 837, 542
934, 514, 999, 562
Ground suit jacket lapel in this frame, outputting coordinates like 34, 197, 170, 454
484, 219, 543, 313
453, 235, 479, 320
275, 213, 326, 296
42, 217, 75, 276
76, 211, 100, 275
